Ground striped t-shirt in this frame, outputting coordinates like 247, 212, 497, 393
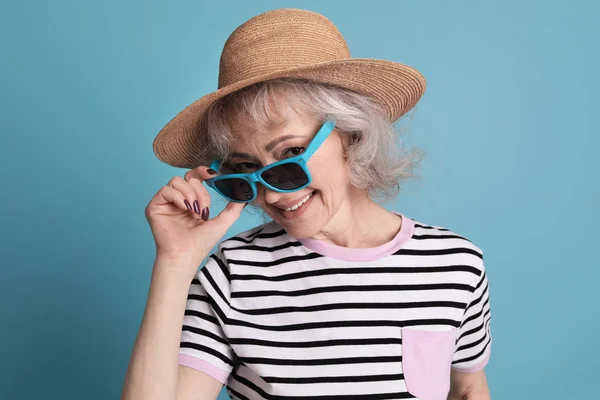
178, 212, 492, 399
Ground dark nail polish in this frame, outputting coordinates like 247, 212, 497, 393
201, 207, 209, 221
207, 168, 217, 175
184, 199, 192, 211
193, 200, 200, 214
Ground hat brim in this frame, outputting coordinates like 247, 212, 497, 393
153, 58, 426, 169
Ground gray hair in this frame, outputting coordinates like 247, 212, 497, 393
201, 78, 423, 204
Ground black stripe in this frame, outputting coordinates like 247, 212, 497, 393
226, 229, 287, 244
240, 354, 402, 366
223, 226, 267, 246
201, 267, 230, 308
180, 341, 232, 365
393, 247, 483, 259
414, 223, 450, 231
473, 270, 486, 292
227, 318, 461, 331
228, 337, 403, 348
483, 307, 491, 323
462, 296, 489, 328
231, 264, 481, 282
209, 254, 230, 282
232, 283, 474, 298
245, 226, 267, 239
231, 369, 413, 399
226, 386, 251, 400
452, 337, 491, 366
231, 300, 467, 315
457, 319, 486, 342
199, 271, 229, 324
184, 309, 219, 325
263, 372, 405, 384
462, 306, 483, 328
229, 370, 270, 400
187, 294, 209, 302
222, 241, 303, 253
456, 328, 486, 352
182, 325, 230, 346
227, 252, 323, 267
413, 233, 468, 240
203, 293, 228, 325
462, 281, 489, 323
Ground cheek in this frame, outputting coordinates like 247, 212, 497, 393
309, 151, 349, 193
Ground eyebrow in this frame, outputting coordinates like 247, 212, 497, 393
265, 134, 304, 151
229, 152, 257, 160
230, 134, 305, 159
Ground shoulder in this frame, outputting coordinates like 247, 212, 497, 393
408, 216, 485, 272
199, 221, 288, 291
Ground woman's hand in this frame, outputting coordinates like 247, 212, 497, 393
144, 166, 245, 273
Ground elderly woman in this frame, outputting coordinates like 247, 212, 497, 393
122, 8, 492, 400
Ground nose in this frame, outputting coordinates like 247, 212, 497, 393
261, 184, 285, 206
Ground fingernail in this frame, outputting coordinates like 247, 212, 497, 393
193, 200, 200, 214
207, 168, 217, 175
201, 207, 209, 221
184, 199, 192, 211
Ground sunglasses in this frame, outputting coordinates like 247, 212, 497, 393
205, 120, 336, 203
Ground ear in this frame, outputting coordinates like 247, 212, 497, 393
340, 130, 362, 158
344, 131, 362, 146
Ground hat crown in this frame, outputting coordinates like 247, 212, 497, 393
218, 9, 350, 88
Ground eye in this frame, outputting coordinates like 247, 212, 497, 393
234, 162, 257, 172
282, 147, 305, 158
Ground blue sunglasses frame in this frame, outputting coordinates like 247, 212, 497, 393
205, 120, 336, 203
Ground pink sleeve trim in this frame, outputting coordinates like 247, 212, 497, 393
452, 347, 491, 373
178, 354, 230, 384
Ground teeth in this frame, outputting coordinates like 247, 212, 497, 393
283, 192, 313, 211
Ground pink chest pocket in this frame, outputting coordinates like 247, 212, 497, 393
401, 327, 457, 400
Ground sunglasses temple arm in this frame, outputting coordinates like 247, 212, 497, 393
209, 160, 221, 171
303, 120, 336, 159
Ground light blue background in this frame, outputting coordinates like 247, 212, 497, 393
1, 1, 598, 399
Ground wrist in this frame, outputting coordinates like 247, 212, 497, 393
152, 256, 202, 283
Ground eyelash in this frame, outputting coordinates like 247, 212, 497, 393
283, 146, 305, 158
233, 147, 306, 171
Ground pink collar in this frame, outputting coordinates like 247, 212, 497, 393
298, 212, 414, 262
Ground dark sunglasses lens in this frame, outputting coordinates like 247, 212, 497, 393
214, 178, 254, 201
261, 163, 309, 190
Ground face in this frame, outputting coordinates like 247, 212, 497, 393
225, 108, 351, 238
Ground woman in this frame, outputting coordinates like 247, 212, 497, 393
122, 8, 492, 400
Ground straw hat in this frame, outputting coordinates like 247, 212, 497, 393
153, 8, 426, 169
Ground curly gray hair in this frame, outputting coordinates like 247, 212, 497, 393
201, 78, 423, 204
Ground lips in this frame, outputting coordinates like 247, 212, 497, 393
274, 191, 316, 210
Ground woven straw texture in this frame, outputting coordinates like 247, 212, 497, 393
153, 8, 426, 169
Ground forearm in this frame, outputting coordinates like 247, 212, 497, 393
121, 259, 196, 400
448, 368, 491, 400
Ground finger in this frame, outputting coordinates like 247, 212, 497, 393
185, 166, 218, 182
168, 176, 201, 215
187, 177, 212, 220
205, 201, 246, 235
152, 185, 189, 212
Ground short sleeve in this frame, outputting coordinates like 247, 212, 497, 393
451, 256, 492, 372
178, 247, 234, 384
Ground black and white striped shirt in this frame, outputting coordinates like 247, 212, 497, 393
178, 212, 492, 399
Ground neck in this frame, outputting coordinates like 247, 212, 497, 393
310, 188, 403, 248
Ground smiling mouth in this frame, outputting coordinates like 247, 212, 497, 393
277, 191, 315, 212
